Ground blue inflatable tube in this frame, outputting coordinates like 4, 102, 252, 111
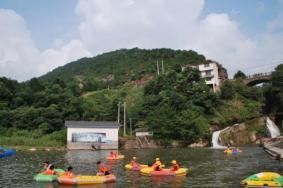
0, 148, 16, 158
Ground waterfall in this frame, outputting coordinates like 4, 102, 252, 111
212, 130, 226, 148
266, 117, 280, 138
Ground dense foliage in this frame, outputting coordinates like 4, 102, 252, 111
140, 67, 264, 143
0, 77, 83, 145
0, 48, 281, 146
265, 64, 283, 123
40, 48, 206, 91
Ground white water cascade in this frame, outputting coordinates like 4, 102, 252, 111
212, 130, 226, 149
266, 117, 280, 138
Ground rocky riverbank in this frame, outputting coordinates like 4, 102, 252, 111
219, 117, 266, 146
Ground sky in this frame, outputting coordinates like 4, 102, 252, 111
0, 0, 283, 81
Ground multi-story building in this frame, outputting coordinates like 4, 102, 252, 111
189, 60, 228, 92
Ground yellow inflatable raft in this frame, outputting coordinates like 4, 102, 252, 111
58, 174, 116, 185
241, 172, 283, 187
107, 155, 125, 160
125, 164, 148, 171
140, 167, 188, 176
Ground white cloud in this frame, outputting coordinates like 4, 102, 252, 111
39, 39, 91, 75
0, 9, 91, 81
0, 0, 283, 80
75, 0, 283, 76
0, 9, 39, 81
75, 0, 205, 53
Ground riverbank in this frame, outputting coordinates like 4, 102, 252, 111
1, 145, 66, 151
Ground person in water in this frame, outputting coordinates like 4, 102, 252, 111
42, 161, 52, 172
96, 161, 110, 176
43, 164, 56, 175
63, 166, 75, 178
130, 157, 139, 168
170, 160, 180, 171
109, 151, 118, 158
152, 158, 162, 171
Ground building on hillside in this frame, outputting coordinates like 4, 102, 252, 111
65, 121, 120, 150
187, 60, 228, 92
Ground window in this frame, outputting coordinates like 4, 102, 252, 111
204, 63, 210, 67
205, 70, 212, 76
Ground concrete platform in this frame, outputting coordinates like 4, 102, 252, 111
67, 142, 118, 150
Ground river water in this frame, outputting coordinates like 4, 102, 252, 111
0, 146, 283, 188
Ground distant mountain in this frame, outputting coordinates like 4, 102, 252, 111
39, 48, 206, 88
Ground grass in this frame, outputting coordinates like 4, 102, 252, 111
0, 129, 66, 150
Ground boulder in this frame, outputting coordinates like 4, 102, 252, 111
219, 117, 265, 146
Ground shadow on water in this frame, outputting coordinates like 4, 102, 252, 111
1, 147, 283, 187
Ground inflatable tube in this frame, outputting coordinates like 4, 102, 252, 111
224, 149, 242, 154
106, 155, 125, 160
241, 172, 283, 187
0, 149, 16, 158
125, 164, 148, 171
58, 174, 116, 185
34, 169, 64, 182
140, 167, 188, 177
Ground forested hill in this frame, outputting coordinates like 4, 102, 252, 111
39, 48, 206, 89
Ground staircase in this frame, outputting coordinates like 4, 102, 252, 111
136, 136, 150, 148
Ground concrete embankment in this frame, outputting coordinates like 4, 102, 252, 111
119, 136, 208, 149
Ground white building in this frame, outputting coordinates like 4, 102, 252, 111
191, 61, 228, 92
65, 121, 120, 150
135, 128, 153, 137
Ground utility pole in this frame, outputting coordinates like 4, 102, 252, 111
129, 118, 133, 136
123, 102, 126, 136
156, 60, 160, 76
161, 59, 164, 74
117, 102, 120, 124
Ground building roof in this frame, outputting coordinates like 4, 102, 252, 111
65, 121, 120, 128
134, 128, 150, 132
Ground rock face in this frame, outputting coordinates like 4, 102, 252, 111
219, 117, 265, 146
188, 140, 209, 148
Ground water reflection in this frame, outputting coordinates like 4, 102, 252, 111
1, 147, 283, 187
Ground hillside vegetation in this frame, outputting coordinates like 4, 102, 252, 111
40, 48, 206, 90
0, 48, 281, 147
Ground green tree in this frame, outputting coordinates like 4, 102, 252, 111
234, 70, 247, 79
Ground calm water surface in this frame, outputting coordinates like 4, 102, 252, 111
0, 147, 283, 188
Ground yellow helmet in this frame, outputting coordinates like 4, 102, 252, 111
133, 157, 136, 160
172, 160, 177, 164
155, 158, 160, 161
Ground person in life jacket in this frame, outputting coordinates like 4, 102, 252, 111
109, 151, 118, 158
170, 160, 180, 171
42, 161, 51, 171
130, 157, 139, 168
62, 166, 75, 178
43, 164, 56, 175
96, 161, 110, 176
152, 158, 162, 171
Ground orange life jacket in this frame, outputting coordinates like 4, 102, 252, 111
62, 171, 75, 178
98, 164, 110, 173
43, 169, 56, 175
